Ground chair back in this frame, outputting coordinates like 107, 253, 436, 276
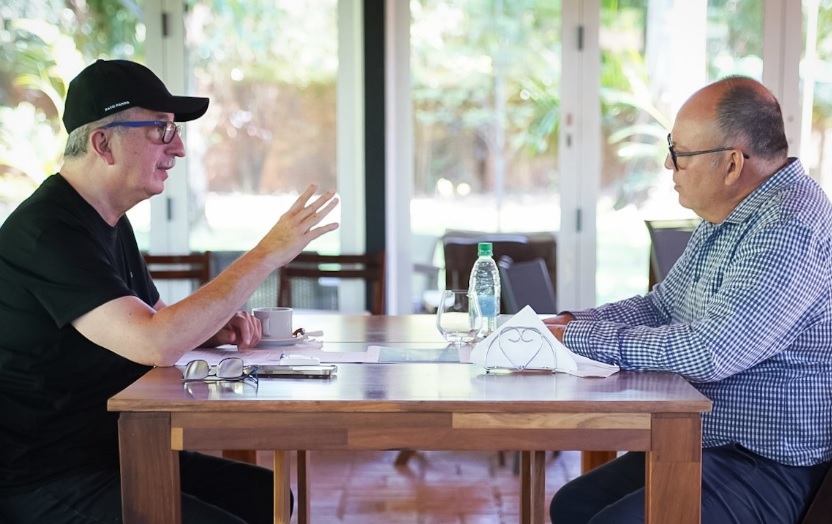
278, 251, 385, 314
498, 256, 557, 314
441, 230, 557, 300
142, 252, 212, 288
645, 219, 700, 290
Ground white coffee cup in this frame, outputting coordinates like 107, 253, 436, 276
252, 307, 293, 339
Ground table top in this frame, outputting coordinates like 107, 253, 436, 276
109, 363, 711, 415
108, 314, 711, 415
293, 313, 448, 343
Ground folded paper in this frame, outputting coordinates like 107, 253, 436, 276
469, 306, 619, 377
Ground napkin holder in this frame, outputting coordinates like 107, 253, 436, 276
480, 325, 558, 372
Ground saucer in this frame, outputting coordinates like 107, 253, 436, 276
255, 336, 301, 348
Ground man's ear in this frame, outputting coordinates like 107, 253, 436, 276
90, 129, 116, 165
723, 149, 745, 187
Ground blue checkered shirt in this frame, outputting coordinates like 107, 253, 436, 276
564, 159, 832, 466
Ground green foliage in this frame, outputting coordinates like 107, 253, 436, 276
0, 0, 143, 211
411, 0, 562, 194
184, 0, 336, 85
809, 0, 832, 126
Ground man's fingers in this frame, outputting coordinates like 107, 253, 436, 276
300, 197, 340, 229
307, 221, 340, 242
287, 184, 320, 214
284, 188, 338, 230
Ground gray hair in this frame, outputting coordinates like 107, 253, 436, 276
714, 76, 789, 160
63, 108, 139, 158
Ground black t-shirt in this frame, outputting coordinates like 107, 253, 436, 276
0, 174, 159, 492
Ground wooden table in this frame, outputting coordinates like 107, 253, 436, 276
108, 315, 711, 524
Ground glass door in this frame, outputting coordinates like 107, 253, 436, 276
180, 0, 340, 308
182, 0, 339, 254
409, 0, 563, 311
801, 0, 832, 193
596, 0, 764, 305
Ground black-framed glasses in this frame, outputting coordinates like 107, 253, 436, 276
182, 357, 258, 384
101, 120, 182, 144
667, 133, 749, 171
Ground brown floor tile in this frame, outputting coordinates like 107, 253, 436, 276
252, 449, 580, 523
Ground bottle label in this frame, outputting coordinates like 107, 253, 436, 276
477, 295, 497, 317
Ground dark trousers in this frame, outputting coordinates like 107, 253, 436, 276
0, 451, 288, 524
550, 444, 830, 524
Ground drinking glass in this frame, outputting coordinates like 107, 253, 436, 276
436, 290, 483, 345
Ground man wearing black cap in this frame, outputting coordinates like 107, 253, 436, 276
0, 59, 339, 522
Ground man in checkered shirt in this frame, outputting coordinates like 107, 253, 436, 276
547, 76, 832, 523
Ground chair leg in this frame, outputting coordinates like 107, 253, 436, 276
222, 449, 258, 464
297, 451, 310, 524
394, 449, 418, 467
581, 450, 618, 473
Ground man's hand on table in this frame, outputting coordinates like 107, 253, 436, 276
202, 311, 263, 349
544, 313, 575, 343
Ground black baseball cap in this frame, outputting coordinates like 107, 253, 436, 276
62, 59, 209, 134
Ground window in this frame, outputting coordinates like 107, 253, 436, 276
0, 0, 146, 242
183, 0, 339, 254
409, 0, 562, 309
596, 0, 764, 304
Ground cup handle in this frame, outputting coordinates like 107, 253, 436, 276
260, 317, 270, 337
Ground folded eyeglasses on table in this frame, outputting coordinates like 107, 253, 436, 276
182, 357, 259, 384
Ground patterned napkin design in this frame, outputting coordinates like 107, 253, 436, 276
470, 306, 619, 377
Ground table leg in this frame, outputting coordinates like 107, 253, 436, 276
519, 451, 546, 524
297, 451, 310, 524
530, 451, 546, 524
646, 414, 702, 524
273, 451, 292, 523
118, 413, 180, 524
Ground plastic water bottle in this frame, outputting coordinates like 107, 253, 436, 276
469, 242, 500, 335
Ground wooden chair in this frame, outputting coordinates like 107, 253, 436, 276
142, 252, 265, 467
142, 251, 212, 288
278, 251, 385, 314
441, 230, 557, 317
277, 250, 385, 521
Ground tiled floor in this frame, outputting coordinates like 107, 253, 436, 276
256, 449, 580, 523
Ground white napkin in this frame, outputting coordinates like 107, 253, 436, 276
470, 306, 619, 378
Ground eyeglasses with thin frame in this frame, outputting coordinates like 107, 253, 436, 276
182, 357, 258, 384
101, 120, 182, 144
667, 133, 750, 171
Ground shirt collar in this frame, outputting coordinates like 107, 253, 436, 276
720, 157, 805, 226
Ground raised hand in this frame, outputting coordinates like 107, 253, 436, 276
255, 184, 340, 268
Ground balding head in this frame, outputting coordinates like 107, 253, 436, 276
669, 77, 791, 223
684, 76, 788, 162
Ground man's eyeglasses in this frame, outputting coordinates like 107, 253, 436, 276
667, 133, 750, 171
101, 120, 182, 144
182, 357, 258, 384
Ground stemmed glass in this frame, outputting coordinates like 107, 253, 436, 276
436, 290, 483, 346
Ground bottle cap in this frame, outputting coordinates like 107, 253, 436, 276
477, 242, 493, 257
